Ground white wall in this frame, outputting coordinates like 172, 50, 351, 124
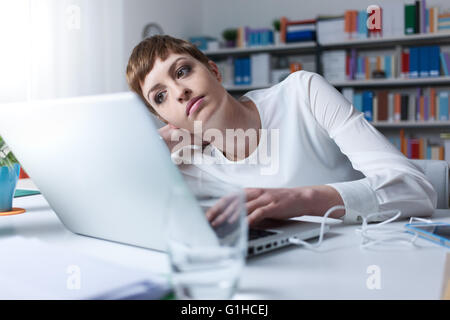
123, 0, 203, 82
200, 0, 450, 40
0, 0, 203, 102
4, 0, 448, 103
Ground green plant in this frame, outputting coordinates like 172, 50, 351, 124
0, 135, 18, 167
222, 28, 237, 41
272, 19, 280, 32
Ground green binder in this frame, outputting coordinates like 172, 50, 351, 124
405, 4, 416, 35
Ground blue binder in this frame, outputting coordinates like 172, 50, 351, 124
439, 92, 449, 121
409, 47, 419, 78
419, 46, 429, 78
429, 46, 440, 77
353, 93, 363, 112
234, 58, 242, 85
362, 91, 374, 121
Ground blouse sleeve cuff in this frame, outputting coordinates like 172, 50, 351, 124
326, 179, 379, 224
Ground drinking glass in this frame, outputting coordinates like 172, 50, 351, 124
165, 182, 247, 300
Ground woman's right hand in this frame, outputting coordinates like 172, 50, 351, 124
158, 124, 204, 154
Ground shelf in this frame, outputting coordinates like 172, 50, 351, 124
331, 76, 450, 87
372, 121, 450, 128
203, 41, 316, 56
224, 76, 450, 91
320, 32, 450, 49
225, 84, 271, 92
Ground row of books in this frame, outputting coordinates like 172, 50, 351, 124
322, 50, 397, 82
279, 17, 316, 43
235, 27, 275, 48
343, 88, 450, 122
344, 9, 379, 40
346, 50, 396, 81
404, 1, 450, 34
318, 3, 450, 44
323, 45, 450, 82
215, 55, 282, 86
232, 17, 317, 48
215, 54, 316, 87
400, 46, 442, 78
389, 131, 445, 161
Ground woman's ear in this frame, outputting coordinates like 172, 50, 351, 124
207, 60, 222, 83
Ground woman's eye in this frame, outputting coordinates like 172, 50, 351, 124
176, 65, 191, 78
154, 92, 166, 104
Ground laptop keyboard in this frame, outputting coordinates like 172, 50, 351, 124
248, 228, 277, 240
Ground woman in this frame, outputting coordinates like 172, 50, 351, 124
126, 35, 436, 226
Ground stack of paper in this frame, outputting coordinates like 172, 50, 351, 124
0, 236, 171, 299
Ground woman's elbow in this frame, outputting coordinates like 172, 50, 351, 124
403, 176, 437, 218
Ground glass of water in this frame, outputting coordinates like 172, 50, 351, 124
165, 182, 248, 300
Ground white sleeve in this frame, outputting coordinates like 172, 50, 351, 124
302, 71, 437, 223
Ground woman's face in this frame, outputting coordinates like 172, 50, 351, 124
140, 52, 225, 132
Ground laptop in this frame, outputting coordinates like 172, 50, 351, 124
0, 92, 329, 256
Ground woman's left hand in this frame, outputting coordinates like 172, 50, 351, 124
206, 186, 345, 227
242, 187, 314, 225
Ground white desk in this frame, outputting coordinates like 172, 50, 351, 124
3, 179, 450, 299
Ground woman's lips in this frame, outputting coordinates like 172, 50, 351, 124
187, 96, 205, 117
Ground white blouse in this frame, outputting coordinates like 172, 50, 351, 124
173, 70, 437, 224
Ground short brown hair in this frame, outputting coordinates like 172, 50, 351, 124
126, 35, 212, 115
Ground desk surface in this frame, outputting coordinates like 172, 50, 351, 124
3, 179, 450, 299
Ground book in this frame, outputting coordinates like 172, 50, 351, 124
353, 93, 363, 113
344, 10, 358, 39
234, 58, 242, 85
351, 88, 450, 124
286, 30, 315, 42
409, 47, 419, 78
439, 92, 449, 120
422, 0, 427, 34
394, 93, 401, 122
401, 94, 409, 120
405, 4, 417, 34
429, 45, 441, 77
362, 91, 374, 121
401, 49, 410, 78
419, 46, 429, 77
280, 17, 316, 43
415, 0, 421, 34
242, 57, 251, 85
377, 90, 388, 121
440, 52, 450, 76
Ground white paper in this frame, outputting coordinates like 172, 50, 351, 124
0, 236, 171, 300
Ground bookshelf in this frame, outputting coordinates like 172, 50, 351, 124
318, 30, 450, 163
331, 76, 450, 88
204, 41, 316, 56
319, 32, 450, 48
372, 121, 450, 128
202, 31, 450, 163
